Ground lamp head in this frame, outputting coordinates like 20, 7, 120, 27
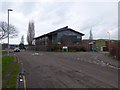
107, 31, 112, 35
8, 9, 13, 11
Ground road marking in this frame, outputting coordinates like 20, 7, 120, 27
32, 52, 40, 56
77, 56, 119, 70
23, 76, 26, 90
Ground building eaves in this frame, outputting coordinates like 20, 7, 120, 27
34, 26, 85, 40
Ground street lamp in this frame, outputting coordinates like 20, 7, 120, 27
8, 9, 13, 55
107, 31, 112, 52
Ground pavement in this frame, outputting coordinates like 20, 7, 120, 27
98, 52, 119, 68
16, 51, 119, 88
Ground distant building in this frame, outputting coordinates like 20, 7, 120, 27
82, 39, 90, 51
82, 39, 96, 51
34, 26, 84, 51
95, 39, 108, 51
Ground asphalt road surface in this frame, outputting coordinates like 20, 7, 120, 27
16, 51, 118, 88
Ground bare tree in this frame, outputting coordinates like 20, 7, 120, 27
0, 21, 18, 40
20, 35, 24, 44
27, 21, 35, 46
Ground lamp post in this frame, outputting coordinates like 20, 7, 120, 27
107, 31, 111, 52
8, 9, 13, 55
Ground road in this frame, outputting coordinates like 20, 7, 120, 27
16, 51, 118, 88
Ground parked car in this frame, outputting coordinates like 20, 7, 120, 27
14, 48, 20, 52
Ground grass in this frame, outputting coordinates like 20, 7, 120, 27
2, 56, 14, 74
0, 50, 8, 55
2, 56, 19, 88
2, 51, 8, 55
0, 56, 2, 79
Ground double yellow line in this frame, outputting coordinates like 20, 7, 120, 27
23, 75, 26, 90
17, 57, 27, 90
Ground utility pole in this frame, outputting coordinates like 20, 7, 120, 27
107, 31, 111, 52
8, 9, 13, 55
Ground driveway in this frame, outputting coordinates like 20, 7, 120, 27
16, 51, 118, 88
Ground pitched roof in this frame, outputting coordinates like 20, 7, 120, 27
34, 26, 84, 39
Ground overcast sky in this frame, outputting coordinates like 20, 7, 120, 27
0, 0, 119, 44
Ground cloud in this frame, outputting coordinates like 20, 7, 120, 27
0, 1, 118, 44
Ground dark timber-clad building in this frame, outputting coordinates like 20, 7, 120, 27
34, 26, 84, 51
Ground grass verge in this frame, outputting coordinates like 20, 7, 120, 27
0, 57, 1, 90
0, 50, 8, 55
0, 56, 2, 80
2, 56, 19, 88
